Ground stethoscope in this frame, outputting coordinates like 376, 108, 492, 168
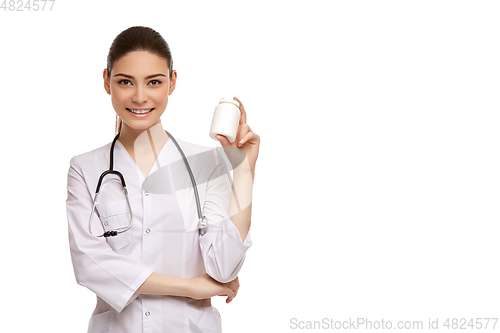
88, 130, 207, 238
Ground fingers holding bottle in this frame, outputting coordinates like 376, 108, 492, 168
233, 97, 247, 126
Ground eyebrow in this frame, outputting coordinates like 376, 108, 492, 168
114, 73, 167, 80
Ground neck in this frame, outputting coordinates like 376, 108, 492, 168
118, 120, 169, 154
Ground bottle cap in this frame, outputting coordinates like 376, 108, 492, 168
219, 98, 240, 108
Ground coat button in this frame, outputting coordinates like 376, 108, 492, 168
145, 311, 150, 316
146, 229, 151, 234
144, 191, 149, 196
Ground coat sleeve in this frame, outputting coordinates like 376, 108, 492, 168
198, 148, 253, 283
66, 157, 154, 313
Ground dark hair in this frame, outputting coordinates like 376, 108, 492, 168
106, 26, 174, 134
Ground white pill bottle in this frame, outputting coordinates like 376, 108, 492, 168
209, 98, 241, 143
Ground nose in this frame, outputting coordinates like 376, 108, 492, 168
131, 85, 148, 104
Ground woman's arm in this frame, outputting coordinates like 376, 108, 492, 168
227, 154, 254, 241
216, 97, 259, 242
134, 272, 189, 296
135, 272, 239, 303
195, 97, 258, 283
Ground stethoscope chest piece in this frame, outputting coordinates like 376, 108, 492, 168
198, 216, 208, 235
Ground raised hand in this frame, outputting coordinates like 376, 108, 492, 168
215, 97, 260, 173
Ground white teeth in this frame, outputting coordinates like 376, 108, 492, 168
129, 108, 153, 114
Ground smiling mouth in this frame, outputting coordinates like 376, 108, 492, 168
127, 108, 155, 114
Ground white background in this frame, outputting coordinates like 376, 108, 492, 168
1, 0, 499, 332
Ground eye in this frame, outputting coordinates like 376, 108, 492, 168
149, 79, 162, 86
118, 79, 132, 86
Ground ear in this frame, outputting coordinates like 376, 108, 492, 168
168, 70, 177, 95
103, 69, 111, 95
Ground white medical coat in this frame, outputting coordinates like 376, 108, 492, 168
66, 137, 252, 333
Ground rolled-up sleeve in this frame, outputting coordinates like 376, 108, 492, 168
198, 148, 253, 283
66, 157, 154, 313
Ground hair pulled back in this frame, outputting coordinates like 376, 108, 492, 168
106, 26, 174, 134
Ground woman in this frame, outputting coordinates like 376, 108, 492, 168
66, 26, 259, 333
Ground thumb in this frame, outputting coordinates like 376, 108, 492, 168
215, 134, 231, 147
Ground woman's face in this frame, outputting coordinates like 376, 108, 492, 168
103, 50, 177, 132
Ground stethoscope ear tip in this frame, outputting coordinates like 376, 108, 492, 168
103, 230, 118, 237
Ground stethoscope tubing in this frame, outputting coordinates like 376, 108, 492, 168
88, 130, 207, 238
